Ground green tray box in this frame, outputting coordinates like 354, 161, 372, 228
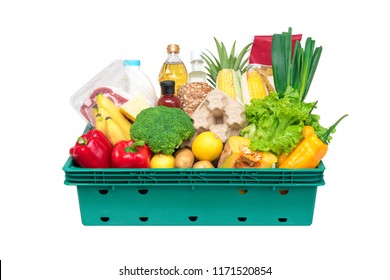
63, 150, 325, 226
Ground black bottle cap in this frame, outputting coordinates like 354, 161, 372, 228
160, 80, 175, 95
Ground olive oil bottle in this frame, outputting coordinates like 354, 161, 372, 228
158, 44, 188, 95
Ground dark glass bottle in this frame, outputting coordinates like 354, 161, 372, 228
157, 80, 181, 108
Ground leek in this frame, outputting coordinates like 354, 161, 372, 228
272, 28, 322, 101
272, 28, 292, 97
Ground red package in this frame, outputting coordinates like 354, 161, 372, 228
249, 34, 303, 66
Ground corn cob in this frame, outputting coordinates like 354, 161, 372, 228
247, 69, 267, 99
216, 69, 242, 101
241, 68, 268, 105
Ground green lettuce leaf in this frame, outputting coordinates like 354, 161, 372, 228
240, 87, 315, 156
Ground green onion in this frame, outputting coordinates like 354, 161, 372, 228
284, 28, 292, 89
291, 41, 302, 90
271, 28, 322, 101
272, 30, 291, 97
302, 45, 322, 101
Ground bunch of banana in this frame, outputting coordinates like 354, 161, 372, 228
93, 94, 132, 146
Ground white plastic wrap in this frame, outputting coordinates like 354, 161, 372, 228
70, 59, 157, 125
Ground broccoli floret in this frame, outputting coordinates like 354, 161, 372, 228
130, 106, 195, 155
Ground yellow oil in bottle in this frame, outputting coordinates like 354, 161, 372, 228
158, 44, 188, 95
158, 63, 188, 95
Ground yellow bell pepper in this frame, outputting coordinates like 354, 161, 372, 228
278, 114, 348, 168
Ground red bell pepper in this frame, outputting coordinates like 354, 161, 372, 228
111, 140, 152, 168
69, 129, 112, 168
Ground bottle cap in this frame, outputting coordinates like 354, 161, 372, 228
160, 80, 175, 95
123, 60, 141, 66
167, 44, 180, 54
191, 50, 203, 62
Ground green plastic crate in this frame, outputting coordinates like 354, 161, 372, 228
63, 150, 325, 226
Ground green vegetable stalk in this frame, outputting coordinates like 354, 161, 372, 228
272, 27, 322, 102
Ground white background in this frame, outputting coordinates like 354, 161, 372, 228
1, 0, 389, 279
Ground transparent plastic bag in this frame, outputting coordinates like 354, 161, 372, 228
70, 59, 157, 125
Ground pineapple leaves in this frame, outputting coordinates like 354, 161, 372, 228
233, 42, 252, 71
202, 51, 220, 84
227, 41, 236, 68
239, 56, 250, 74
207, 78, 216, 88
202, 37, 252, 84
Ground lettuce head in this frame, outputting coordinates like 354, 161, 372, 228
240, 87, 315, 156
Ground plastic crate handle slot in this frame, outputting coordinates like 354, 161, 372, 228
188, 216, 198, 222
100, 217, 110, 222
238, 217, 247, 222
138, 189, 149, 195
272, 186, 290, 195
278, 218, 288, 223
98, 189, 109, 195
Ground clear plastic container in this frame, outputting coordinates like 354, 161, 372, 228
70, 59, 156, 125
123, 60, 157, 107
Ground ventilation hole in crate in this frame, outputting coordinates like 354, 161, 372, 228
139, 217, 149, 222
279, 190, 289, 195
239, 189, 248, 194
138, 189, 149, 195
188, 216, 198, 222
100, 217, 110, 222
238, 217, 247, 222
278, 218, 288, 223
98, 189, 109, 195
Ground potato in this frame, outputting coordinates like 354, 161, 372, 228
174, 148, 195, 168
192, 160, 215, 168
